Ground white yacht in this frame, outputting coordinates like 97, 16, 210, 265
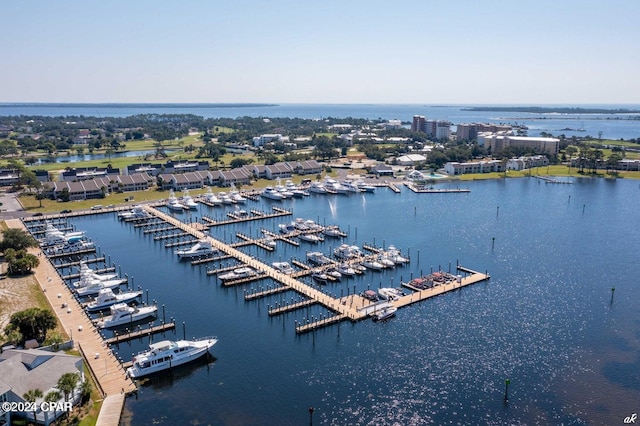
74, 275, 128, 297
43, 223, 85, 244
85, 288, 142, 312
218, 191, 235, 205
376, 255, 396, 269
275, 179, 294, 198
204, 188, 223, 205
218, 267, 256, 281
94, 303, 158, 329
308, 181, 327, 194
342, 180, 362, 193
229, 189, 247, 204
182, 189, 198, 209
362, 258, 385, 271
285, 180, 309, 197
326, 268, 342, 280
323, 225, 345, 238
167, 190, 186, 211
79, 261, 119, 281
323, 178, 349, 194
127, 337, 218, 379
117, 206, 151, 220
272, 262, 295, 274
386, 245, 409, 264
336, 263, 357, 276
377, 288, 404, 301
356, 180, 376, 193
175, 239, 217, 259
261, 187, 284, 200
299, 233, 324, 243
307, 251, 332, 265
333, 244, 363, 259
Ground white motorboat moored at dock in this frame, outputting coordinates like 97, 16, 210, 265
127, 337, 218, 379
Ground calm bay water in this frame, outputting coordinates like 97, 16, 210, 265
62, 178, 640, 425
2, 103, 640, 140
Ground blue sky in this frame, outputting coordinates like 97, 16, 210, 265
2, 0, 639, 104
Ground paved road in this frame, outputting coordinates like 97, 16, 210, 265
0, 191, 30, 219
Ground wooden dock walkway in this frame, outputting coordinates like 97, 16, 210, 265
104, 321, 176, 345
244, 286, 290, 301
404, 183, 471, 193
7, 219, 137, 426
138, 206, 491, 334
201, 207, 292, 227
268, 299, 316, 316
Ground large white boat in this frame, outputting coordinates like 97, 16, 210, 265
218, 191, 235, 205
117, 206, 151, 220
229, 188, 247, 203
167, 190, 186, 211
175, 239, 217, 259
126, 337, 218, 379
94, 303, 158, 329
323, 178, 349, 194
182, 189, 198, 209
74, 275, 128, 297
307, 251, 332, 265
218, 267, 256, 281
341, 180, 362, 193
386, 245, 409, 264
79, 261, 119, 281
272, 261, 295, 274
204, 188, 223, 205
362, 258, 385, 270
299, 233, 324, 243
85, 288, 142, 312
356, 180, 376, 193
308, 181, 327, 194
42, 223, 85, 244
377, 287, 404, 301
336, 263, 357, 276
333, 244, 363, 259
261, 187, 284, 200
323, 225, 345, 238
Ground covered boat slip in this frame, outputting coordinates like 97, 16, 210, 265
138, 206, 490, 333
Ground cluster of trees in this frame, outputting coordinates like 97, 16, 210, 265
1, 228, 40, 274
4, 307, 56, 345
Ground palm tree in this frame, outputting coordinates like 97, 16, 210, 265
57, 372, 80, 403
45, 390, 62, 419
23, 388, 43, 424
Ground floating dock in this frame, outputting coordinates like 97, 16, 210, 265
138, 205, 490, 334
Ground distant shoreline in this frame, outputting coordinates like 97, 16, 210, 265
462, 106, 640, 114
0, 102, 278, 108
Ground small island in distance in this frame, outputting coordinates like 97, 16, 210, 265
462, 106, 640, 114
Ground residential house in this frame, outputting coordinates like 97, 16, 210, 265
265, 162, 293, 180
219, 168, 252, 186
60, 167, 120, 182
0, 347, 85, 426
288, 160, 322, 175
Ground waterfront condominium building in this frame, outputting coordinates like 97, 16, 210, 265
456, 123, 514, 141
480, 134, 560, 155
411, 115, 451, 140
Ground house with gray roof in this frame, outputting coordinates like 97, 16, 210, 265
220, 168, 252, 186
0, 347, 84, 425
265, 162, 292, 180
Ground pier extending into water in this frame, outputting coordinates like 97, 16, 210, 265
139, 205, 490, 334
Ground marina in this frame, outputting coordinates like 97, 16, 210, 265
11, 176, 640, 426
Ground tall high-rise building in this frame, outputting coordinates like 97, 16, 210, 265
411, 115, 426, 133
